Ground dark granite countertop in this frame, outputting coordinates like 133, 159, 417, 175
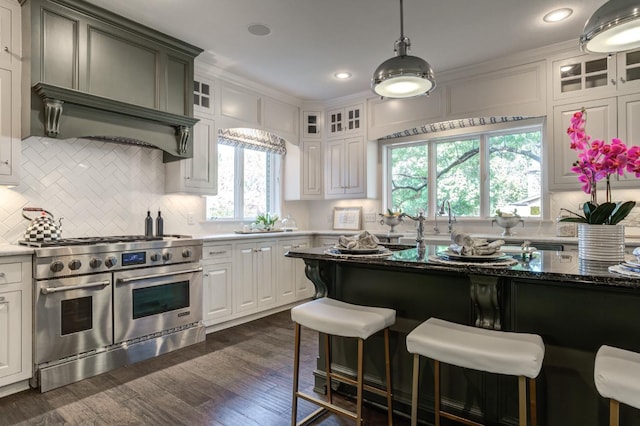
285, 245, 640, 289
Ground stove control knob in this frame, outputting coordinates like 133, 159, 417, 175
105, 256, 118, 268
150, 252, 161, 262
68, 259, 82, 270
162, 252, 173, 261
182, 248, 192, 258
89, 258, 102, 268
50, 260, 64, 273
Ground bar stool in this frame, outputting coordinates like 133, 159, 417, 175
290, 297, 396, 425
406, 318, 544, 426
594, 345, 640, 426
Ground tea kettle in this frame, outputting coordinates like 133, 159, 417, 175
22, 207, 63, 242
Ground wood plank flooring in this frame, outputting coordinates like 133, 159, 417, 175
0, 311, 410, 425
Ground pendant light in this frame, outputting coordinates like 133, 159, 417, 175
371, 0, 435, 98
580, 0, 640, 53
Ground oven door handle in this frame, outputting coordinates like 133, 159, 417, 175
116, 266, 203, 284
41, 280, 111, 295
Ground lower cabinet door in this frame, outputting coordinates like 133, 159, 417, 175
0, 290, 25, 385
202, 262, 233, 325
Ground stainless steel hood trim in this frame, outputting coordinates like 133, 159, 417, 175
32, 82, 199, 161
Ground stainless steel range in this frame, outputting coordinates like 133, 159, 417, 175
22, 235, 204, 392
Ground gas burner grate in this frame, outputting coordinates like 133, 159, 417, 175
19, 235, 164, 248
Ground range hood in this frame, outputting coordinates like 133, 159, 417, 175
28, 82, 199, 161
21, 0, 203, 162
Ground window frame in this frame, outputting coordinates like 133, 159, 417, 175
382, 117, 546, 220
205, 145, 281, 222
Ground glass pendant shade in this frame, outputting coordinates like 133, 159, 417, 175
581, 0, 640, 53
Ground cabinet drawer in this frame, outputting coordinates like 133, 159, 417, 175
203, 244, 233, 262
0, 262, 22, 285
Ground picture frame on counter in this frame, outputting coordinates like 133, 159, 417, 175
333, 207, 362, 231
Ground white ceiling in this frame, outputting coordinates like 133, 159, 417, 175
83, 0, 605, 101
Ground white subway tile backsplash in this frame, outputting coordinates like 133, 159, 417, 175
0, 137, 204, 244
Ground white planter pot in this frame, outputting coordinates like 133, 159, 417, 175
577, 223, 625, 264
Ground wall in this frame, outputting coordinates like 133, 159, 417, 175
0, 137, 310, 244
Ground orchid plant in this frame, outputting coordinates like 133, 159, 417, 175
560, 109, 639, 225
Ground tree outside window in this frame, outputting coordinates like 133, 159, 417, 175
386, 125, 542, 218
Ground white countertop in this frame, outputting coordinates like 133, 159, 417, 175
0, 244, 35, 256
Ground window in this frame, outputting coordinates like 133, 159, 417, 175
385, 123, 542, 218
205, 129, 280, 220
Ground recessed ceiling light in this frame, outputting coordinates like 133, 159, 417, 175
334, 72, 352, 79
248, 23, 271, 36
543, 8, 573, 23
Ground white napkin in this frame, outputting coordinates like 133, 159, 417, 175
449, 230, 505, 256
338, 231, 380, 249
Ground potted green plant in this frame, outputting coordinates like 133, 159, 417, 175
254, 212, 279, 231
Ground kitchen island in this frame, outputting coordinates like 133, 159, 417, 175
285, 245, 640, 426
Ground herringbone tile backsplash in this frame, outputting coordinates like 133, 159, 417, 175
0, 137, 203, 244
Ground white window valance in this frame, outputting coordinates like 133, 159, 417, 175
380, 116, 532, 140
218, 128, 287, 155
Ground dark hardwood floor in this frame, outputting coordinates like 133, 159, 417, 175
0, 310, 409, 425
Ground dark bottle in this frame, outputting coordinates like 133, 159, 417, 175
156, 210, 164, 237
145, 210, 153, 237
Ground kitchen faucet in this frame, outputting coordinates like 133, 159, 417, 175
405, 209, 427, 250
439, 200, 456, 233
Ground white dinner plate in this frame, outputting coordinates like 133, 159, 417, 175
332, 245, 385, 254
438, 250, 508, 261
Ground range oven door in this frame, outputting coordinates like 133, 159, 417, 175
34, 273, 113, 364
113, 262, 203, 343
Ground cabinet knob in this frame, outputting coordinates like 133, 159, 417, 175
0, 272, 5, 277
0, 160, 8, 165
620, 77, 627, 83
0, 296, 5, 302
3, 46, 8, 52
611, 78, 617, 85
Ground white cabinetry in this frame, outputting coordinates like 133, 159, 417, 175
234, 240, 276, 313
284, 109, 323, 200
325, 136, 365, 198
277, 238, 312, 304
0, 255, 32, 391
0, 0, 20, 187
202, 243, 233, 326
327, 103, 363, 138
263, 97, 298, 143
165, 115, 217, 194
550, 95, 640, 190
552, 49, 640, 101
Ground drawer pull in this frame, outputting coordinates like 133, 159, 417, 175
209, 251, 228, 255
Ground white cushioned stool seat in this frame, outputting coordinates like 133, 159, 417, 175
291, 297, 396, 339
406, 317, 544, 378
595, 345, 640, 410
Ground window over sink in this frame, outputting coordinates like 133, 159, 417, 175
383, 118, 543, 219
205, 128, 283, 221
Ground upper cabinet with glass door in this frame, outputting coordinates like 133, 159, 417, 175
552, 49, 640, 101
326, 103, 363, 138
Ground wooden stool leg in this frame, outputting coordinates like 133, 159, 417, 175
324, 333, 332, 404
383, 328, 393, 426
529, 378, 537, 426
291, 323, 301, 426
610, 399, 620, 426
357, 338, 365, 423
411, 354, 420, 426
518, 376, 526, 426
434, 359, 441, 426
